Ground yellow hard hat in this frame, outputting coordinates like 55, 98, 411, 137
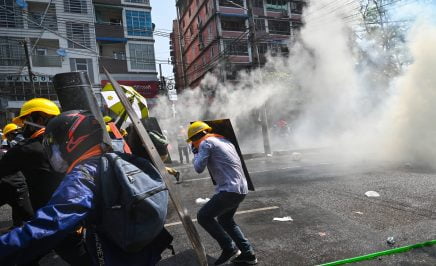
2, 123, 20, 140
186, 121, 211, 142
103, 116, 112, 123
13, 98, 60, 126
106, 125, 112, 133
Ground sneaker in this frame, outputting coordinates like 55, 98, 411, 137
231, 253, 258, 265
215, 248, 241, 265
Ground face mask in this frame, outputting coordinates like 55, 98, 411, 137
48, 144, 69, 173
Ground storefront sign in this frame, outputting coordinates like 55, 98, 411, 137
101, 80, 159, 98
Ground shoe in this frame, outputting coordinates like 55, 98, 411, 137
215, 248, 241, 265
231, 253, 258, 265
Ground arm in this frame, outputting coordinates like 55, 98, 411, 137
193, 141, 212, 173
0, 145, 25, 179
0, 169, 95, 265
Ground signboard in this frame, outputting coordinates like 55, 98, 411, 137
0, 75, 53, 83
101, 80, 159, 98
167, 89, 177, 101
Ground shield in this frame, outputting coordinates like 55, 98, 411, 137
203, 119, 255, 191
101, 83, 149, 122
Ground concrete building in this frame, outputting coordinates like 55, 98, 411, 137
94, 0, 159, 104
172, 0, 304, 89
0, 0, 100, 125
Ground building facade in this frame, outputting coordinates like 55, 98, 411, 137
94, 0, 159, 103
0, 0, 100, 124
172, 0, 304, 89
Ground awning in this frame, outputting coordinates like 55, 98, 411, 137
218, 12, 249, 18
96, 37, 128, 43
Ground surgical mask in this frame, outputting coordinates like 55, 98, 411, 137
47, 144, 69, 173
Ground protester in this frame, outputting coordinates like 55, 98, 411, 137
177, 125, 189, 164
0, 110, 167, 265
2, 123, 24, 149
187, 121, 257, 265
0, 98, 91, 265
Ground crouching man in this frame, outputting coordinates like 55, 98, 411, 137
187, 121, 257, 265
0, 110, 167, 266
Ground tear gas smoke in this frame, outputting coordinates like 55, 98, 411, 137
152, 0, 436, 167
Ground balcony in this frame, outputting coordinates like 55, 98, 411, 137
95, 23, 125, 39
32, 55, 62, 67
99, 58, 128, 73
93, 0, 121, 6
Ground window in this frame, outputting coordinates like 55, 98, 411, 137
75, 58, 88, 71
70, 58, 94, 83
125, 10, 152, 37
268, 19, 290, 35
253, 0, 264, 8
128, 43, 155, 70
223, 39, 248, 56
0, 38, 25, 66
64, 0, 87, 14
290, 1, 304, 14
66, 22, 91, 49
221, 17, 246, 31
219, 0, 243, 7
29, 4, 57, 30
36, 48, 47, 56
0, 0, 23, 28
255, 19, 265, 31
113, 51, 126, 60
269, 42, 289, 55
266, 0, 288, 11
210, 47, 214, 57
124, 0, 149, 4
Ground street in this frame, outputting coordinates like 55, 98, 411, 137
1, 150, 436, 265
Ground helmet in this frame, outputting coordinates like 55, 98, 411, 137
2, 123, 20, 140
43, 110, 103, 172
103, 116, 112, 123
186, 121, 212, 142
13, 98, 60, 126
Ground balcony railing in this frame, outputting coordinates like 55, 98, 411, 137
99, 58, 128, 73
95, 23, 125, 39
31, 55, 62, 67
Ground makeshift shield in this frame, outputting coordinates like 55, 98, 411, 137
202, 119, 255, 191
103, 68, 208, 266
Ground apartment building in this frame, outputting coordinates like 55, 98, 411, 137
94, 0, 159, 104
172, 0, 304, 89
0, 0, 99, 124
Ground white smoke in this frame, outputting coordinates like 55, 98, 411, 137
151, 0, 436, 166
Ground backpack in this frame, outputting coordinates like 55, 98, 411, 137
96, 152, 170, 253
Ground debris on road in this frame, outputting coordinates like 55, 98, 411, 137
195, 198, 210, 205
291, 152, 302, 161
273, 216, 293, 222
318, 232, 327, 237
365, 191, 380, 197
354, 211, 364, 215
387, 236, 396, 246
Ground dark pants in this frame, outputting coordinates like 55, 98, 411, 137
0, 182, 34, 227
178, 145, 189, 164
197, 192, 254, 254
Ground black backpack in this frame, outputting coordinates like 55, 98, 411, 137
95, 152, 171, 253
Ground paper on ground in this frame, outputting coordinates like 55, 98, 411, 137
365, 191, 380, 197
273, 216, 293, 222
195, 198, 210, 205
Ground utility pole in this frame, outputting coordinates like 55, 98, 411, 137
246, 0, 272, 156
22, 40, 36, 98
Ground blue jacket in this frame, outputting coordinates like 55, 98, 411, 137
0, 158, 158, 266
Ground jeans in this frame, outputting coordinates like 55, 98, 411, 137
197, 192, 254, 254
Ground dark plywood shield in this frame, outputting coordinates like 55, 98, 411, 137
203, 119, 255, 191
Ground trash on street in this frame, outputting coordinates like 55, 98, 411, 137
365, 191, 380, 197
195, 198, 210, 205
273, 216, 293, 222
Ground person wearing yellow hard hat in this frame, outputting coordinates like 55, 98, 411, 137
187, 121, 257, 265
2, 123, 24, 149
0, 98, 92, 265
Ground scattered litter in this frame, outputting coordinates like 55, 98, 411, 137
266, 153, 273, 157
365, 191, 380, 197
354, 211, 364, 215
273, 216, 293, 222
195, 198, 210, 205
291, 152, 302, 161
387, 236, 396, 246
318, 232, 327, 237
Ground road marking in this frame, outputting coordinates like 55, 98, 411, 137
184, 177, 210, 182
165, 206, 279, 227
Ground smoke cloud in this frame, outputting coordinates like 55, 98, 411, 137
151, 0, 436, 167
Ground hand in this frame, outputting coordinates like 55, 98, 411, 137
191, 145, 198, 154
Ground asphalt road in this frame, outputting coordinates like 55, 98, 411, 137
1, 150, 436, 265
